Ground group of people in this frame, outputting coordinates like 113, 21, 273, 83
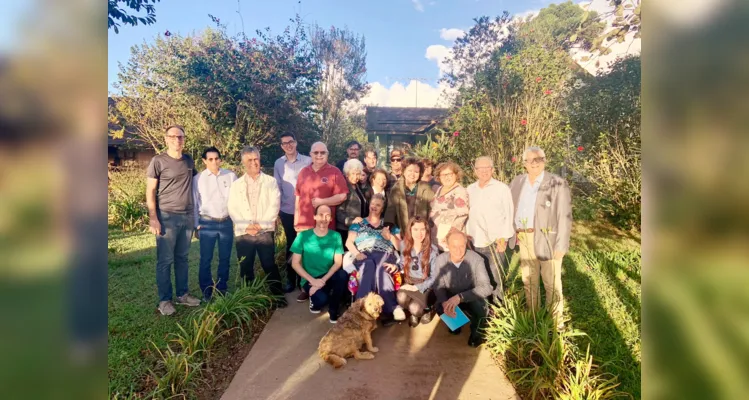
146, 125, 572, 348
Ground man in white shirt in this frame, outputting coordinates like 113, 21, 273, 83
230, 146, 286, 307
466, 156, 515, 304
193, 147, 238, 301
273, 132, 311, 293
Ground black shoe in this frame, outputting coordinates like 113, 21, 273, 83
283, 283, 295, 294
448, 326, 462, 335
420, 312, 433, 325
468, 335, 485, 348
408, 315, 420, 328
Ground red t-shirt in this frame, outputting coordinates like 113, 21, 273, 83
295, 163, 349, 229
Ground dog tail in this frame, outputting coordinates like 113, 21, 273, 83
320, 351, 347, 369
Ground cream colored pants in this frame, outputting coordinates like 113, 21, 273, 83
517, 232, 564, 324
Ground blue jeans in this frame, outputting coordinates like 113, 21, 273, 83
198, 217, 234, 299
302, 269, 348, 319
156, 211, 194, 302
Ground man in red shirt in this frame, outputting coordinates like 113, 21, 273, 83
294, 142, 349, 232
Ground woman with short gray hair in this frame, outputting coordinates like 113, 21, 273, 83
335, 159, 368, 245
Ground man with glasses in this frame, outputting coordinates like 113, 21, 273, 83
146, 125, 201, 316
193, 146, 238, 301
361, 147, 379, 191
466, 156, 514, 305
294, 142, 348, 301
274, 133, 311, 293
509, 146, 572, 330
387, 148, 404, 190
335, 140, 362, 172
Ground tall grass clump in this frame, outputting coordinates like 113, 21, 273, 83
485, 285, 628, 399
202, 278, 276, 337
148, 344, 203, 399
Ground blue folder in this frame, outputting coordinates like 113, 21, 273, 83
439, 307, 470, 331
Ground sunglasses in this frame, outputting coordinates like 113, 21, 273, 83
311, 151, 328, 156
390, 158, 402, 162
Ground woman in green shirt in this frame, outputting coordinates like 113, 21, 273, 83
290, 205, 348, 324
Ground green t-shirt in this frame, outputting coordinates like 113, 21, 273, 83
289, 229, 344, 286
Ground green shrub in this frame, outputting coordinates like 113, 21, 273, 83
202, 278, 275, 337
109, 168, 148, 231
485, 281, 627, 399
148, 344, 203, 399
170, 311, 229, 361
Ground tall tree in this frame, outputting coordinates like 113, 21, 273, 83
108, 0, 161, 34
309, 25, 369, 144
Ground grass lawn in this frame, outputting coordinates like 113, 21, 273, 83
108, 228, 286, 397
563, 221, 641, 398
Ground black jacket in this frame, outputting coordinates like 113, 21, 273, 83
336, 181, 368, 231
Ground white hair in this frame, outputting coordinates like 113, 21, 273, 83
523, 146, 546, 160
241, 145, 260, 157
474, 156, 494, 167
343, 159, 364, 175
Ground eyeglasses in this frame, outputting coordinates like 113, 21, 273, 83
311, 151, 328, 156
390, 158, 402, 162
166, 135, 185, 141
475, 166, 493, 171
524, 157, 546, 165
440, 172, 455, 178
280, 140, 296, 147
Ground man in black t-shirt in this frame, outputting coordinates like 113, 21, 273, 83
146, 125, 201, 315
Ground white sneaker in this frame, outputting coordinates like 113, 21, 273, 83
158, 301, 176, 316
393, 306, 406, 321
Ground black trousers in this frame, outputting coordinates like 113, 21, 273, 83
279, 211, 300, 289
236, 232, 283, 297
437, 298, 488, 339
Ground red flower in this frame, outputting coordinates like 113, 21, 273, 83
505, 54, 511, 60
453, 131, 460, 137
511, 156, 517, 162
577, 146, 584, 152
535, 77, 542, 83
521, 119, 527, 126
455, 198, 466, 208
164, 30, 172, 37
544, 89, 552, 95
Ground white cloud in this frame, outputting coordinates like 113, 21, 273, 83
411, 0, 424, 12
359, 80, 455, 108
425, 44, 453, 77
439, 28, 465, 41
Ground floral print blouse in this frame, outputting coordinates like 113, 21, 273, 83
429, 184, 470, 251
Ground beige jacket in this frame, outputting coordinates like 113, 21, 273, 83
227, 172, 280, 237
508, 172, 572, 260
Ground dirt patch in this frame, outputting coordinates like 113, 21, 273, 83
195, 314, 271, 400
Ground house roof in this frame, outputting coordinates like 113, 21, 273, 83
365, 106, 449, 135
108, 97, 149, 148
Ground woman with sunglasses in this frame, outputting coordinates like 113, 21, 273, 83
429, 161, 469, 252
396, 217, 438, 327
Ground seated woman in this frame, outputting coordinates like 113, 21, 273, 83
346, 194, 404, 323
397, 216, 439, 328
336, 159, 368, 246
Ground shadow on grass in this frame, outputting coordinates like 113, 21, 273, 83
563, 255, 641, 399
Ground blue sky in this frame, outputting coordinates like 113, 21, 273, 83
108, 0, 549, 97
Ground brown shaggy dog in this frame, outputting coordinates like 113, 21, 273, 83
318, 292, 384, 368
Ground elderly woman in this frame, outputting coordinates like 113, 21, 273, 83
430, 161, 470, 252
346, 194, 404, 323
336, 159, 368, 246
397, 216, 438, 327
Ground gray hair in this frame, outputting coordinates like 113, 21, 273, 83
240, 145, 260, 158
343, 159, 364, 175
523, 146, 546, 161
474, 156, 494, 167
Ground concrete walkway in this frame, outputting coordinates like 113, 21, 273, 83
222, 292, 519, 400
